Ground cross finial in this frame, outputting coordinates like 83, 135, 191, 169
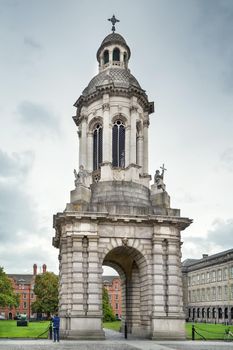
160, 163, 167, 179
108, 14, 120, 32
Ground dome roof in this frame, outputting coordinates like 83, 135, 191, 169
97, 32, 131, 62
101, 32, 127, 46
82, 67, 141, 96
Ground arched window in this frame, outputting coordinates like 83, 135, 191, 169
93, 124, 103, 170
103, 50, 109, 64
113, 48, 120, 61
112, 120, 125, 167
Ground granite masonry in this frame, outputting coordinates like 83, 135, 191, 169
53, 21, 192, 340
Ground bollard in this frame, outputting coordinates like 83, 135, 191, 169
49, 323, 53, 340
192, 325, 195, 341
124, 322, 127, 339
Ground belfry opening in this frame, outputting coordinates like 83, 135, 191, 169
53, 16, 192, 340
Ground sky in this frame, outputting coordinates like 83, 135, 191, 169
0, 0, 233, 274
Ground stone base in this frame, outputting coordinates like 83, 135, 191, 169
151, 318, 185, 340
151, 190, 170, 208
60, 317, 105, 340
70, 185, 91, 204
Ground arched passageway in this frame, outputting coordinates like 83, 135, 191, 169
102, 245, 152, 337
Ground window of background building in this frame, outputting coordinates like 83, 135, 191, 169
223, 268, 228, 280
217, 269, 222, 281
218, 286, 222, 300
212, 271, 216, 282
212, 287, 216, 300
188, 291, 191, 302
197, 274, 200, 284
23, 302, 27, 309
207, 288, 210, 301
197, 289, 200, 302
230, 266, 233, 278
115, 303, 118, 310
23, 293, 27, 299
231, 285, 233, 299
188, 277, 191, 286
225, 285, 228, 300
202, 288, 205, 301
206, 272, 210, 283
201, 273, 205, 283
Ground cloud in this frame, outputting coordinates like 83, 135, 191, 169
0, 150, 34, 180
24, 36, 42, 50
220, 148, 233, 171
0, 150, 36, 241
17, 101, 60, 136
182, 217, 233, 259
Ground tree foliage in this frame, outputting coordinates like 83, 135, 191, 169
31, 272, 58, 317
0, 266, 19, 308
102, 287, 115, 322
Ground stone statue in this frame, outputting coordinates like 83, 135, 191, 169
74, 165, 87, 187
154, 164, 167, 192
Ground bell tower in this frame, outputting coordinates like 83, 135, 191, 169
53, 17, 192, 340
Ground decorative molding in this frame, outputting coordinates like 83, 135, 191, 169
102, 103, 110, 112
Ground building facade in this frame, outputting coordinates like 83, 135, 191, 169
182, 249, 233, 324
53, 18, 192, 340
103, 276, 122, 319
0, 264, 46, 320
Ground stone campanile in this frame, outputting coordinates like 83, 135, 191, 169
53, 17, 192, 340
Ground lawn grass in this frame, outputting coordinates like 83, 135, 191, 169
104, 321, 233, 340
0, 320, 50, 338
186, 322, 233, 340
1, 319, 233, 340
103, 320, 121, 332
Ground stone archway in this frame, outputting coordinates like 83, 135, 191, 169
103, 245, 152, 337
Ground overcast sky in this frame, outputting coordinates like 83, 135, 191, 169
0, 0, 233, 274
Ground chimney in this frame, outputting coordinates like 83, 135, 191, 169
202, 254, 208, 259
42, 264, 47, 274
33, 263, 37, 275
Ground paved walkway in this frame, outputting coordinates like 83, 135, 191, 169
0, 329, 233, 350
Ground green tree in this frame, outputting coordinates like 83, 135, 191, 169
31, 272, 58, 318
102, 287, 115, 322
0, 266, 19, 308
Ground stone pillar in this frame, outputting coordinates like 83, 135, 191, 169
137, 135, 144, 170
59, 230, 104, 340
143, 114, 149, 174
79, 115, 87, 168
87, 131, 93, 172
130, 106, 137, 164
151, 229, 185, 340
59, 236, 74, 337
167, 238, 185, 318
102, 101, 110, 163
125, 126, 130, 167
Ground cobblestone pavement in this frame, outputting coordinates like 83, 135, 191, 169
0, 329, 233, 350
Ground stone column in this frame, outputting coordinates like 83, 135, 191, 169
167, 238, 185, 318
125, 126, 130, 167
79, 115, 87, 168
59, 235, 75, 337
151, 227, 185, 340
102, 102, 110, 163
137, 135, 144, 170
87, 131, 93, 172
143, 113, 149, 174
151, 236, 167, 320
130, 106, 137, 164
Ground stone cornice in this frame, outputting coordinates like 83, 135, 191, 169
54, 212, 192, 230
73, 86, 153, 126
182, 250, 233, 273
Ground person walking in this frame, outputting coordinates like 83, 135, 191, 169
52, 313, 60, 342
